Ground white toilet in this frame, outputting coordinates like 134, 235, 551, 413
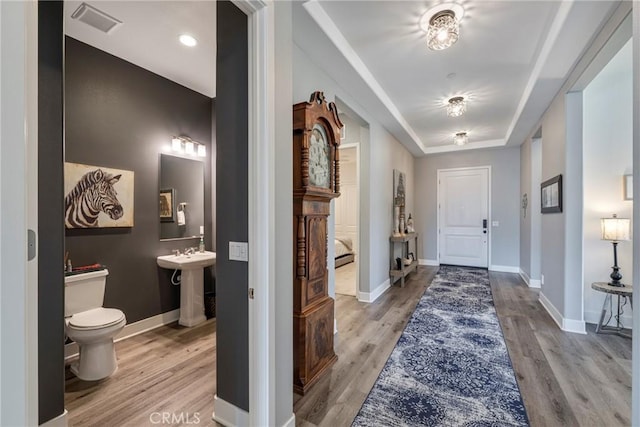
65, 269, 126, 381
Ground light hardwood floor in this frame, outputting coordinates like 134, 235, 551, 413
65, 267, 632, 426
65, 319, 218, 427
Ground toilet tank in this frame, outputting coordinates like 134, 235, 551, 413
64, 269, 109, 317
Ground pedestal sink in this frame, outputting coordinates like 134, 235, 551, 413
157, 251, 216, 327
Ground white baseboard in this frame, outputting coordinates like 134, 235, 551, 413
489, 265, 520, 273
358, 278, 390, 303
519, 269, 541, 289
585, 309, 633, 330
281, 414, 296, 427
419, 258, 439, 266
65, 308, 180, 361
539, 292, 586, 334
213, 395, 249, 427
40, 410, 68, 427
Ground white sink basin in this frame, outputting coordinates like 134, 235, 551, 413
157, 251, 216, 270
156, 251, 216, 328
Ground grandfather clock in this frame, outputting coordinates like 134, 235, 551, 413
292, 91, 342, 394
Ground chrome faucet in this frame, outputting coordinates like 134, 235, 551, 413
172, 249, 182, 256
184, 247, 196, 255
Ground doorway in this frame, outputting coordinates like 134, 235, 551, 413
437, 167, 490, 268
334, 143, 359, 297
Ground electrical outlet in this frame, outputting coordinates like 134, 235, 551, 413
229, 241, 248, 262
492, 221, 499, 227
541, 274, 544, 285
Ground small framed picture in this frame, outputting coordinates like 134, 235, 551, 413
541, 174, 562, 214
624, 174, 633, 200
159, 188, 175, 222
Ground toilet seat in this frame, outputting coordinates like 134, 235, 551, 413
68, 308, 125, 330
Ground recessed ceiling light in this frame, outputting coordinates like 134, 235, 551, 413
179, 34, 197, 47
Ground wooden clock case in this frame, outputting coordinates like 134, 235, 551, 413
292, 91, 343, 394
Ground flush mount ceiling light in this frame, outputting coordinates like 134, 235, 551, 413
420, 3, 465, 51
447, 96, 466, 117
179, 34, 198, 47
453, 132, 468, 146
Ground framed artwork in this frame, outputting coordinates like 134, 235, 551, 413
541, 174, 562, 213
64, 162, 134, 228
159, 188, 175, 222
624, 174, 633, 201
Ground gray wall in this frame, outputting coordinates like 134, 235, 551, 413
274, 1, 294, 424
414, 147, 521, 268
216, 1, 249, 412
538, 90, 568, 316
65, 37, 214, 323
38, 1, 65, 423
519, 139, 532, 277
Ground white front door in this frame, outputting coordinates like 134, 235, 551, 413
438, 167, 489, 268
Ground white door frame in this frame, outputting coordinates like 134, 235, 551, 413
223, 1, 281, 426
0, 1, 39, 425
337, 142, 360, 299
436, 166, 492, 268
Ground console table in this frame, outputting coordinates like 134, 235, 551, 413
591, 282, 633, 338
389, 233, 418, 287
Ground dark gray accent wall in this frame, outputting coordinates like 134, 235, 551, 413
65, 37, 214, 323
216, 1, 249, 411
38, 1, 65, 424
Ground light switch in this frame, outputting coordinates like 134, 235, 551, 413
229, 241, 248, 262
492, 221, 499, 227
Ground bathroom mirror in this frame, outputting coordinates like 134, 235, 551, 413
159, 154, 204, 241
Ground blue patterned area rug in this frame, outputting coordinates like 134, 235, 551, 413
352, 265, 529, 426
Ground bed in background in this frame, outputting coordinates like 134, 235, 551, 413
335, 235, 355, 268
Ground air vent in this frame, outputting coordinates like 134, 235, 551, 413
71, 3, 122, 34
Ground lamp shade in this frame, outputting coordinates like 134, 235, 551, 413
601, 215, 630, 241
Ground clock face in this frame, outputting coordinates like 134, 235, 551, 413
308, 123, 330, 188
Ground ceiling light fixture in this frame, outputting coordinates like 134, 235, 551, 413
179, 34, 198, 47
447, 96, 466, 117
453, 132, 468, 146
420, 3, 465, 51
427, 10, 459, 50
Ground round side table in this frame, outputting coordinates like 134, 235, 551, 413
591, 282, 633, 338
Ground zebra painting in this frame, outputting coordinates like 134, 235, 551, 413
64, 163, 134, 228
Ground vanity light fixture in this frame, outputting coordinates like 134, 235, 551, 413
171, 136, 206, 157
179, 34, 198, 47
420, 3, 465, 51
172, 137, 183, 153
447, 96, 466, 117
185, 140, 195, 155
453, 131, 468, 146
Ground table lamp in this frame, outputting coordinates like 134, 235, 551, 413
601, 214, 631, 287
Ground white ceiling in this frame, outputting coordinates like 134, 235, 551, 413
64, 1, 216, 98
64, 1, 623, 156
296, 0, 622, 155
